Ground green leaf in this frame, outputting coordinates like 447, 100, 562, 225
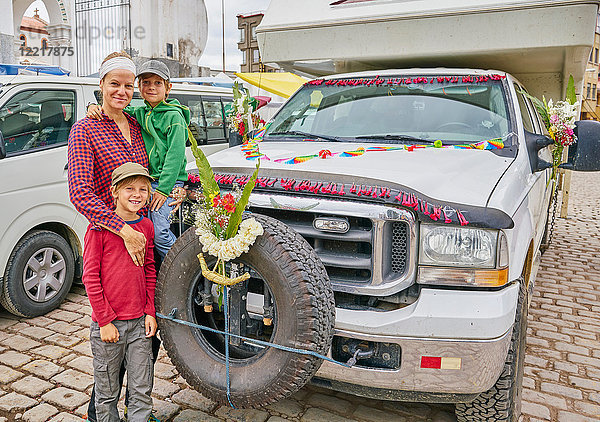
516, 86, 550, 129
566, 75, 577, 105
188, 129, 220, 200
225, 161, 260, 239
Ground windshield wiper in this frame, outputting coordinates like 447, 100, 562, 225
354, 134, 436, 144
266, 130, 345, 142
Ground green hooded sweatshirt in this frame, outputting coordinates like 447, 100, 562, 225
125, 98, 190, 197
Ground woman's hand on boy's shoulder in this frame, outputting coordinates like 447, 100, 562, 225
145, 315, 157, 337
86, 103, 104, 120
100, 322, 119, 343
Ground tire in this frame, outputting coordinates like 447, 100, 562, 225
455, 280, 528, 422
156, 213, 335, 408
1, 230, 75, 317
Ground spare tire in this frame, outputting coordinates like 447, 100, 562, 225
156, 213, 335, 408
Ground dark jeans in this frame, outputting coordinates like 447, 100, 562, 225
87, 334, 161, 422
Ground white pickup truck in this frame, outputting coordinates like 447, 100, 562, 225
154, 1, 600, 422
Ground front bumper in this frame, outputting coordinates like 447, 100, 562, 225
315, 283, 519, 396
316, 327, 511, 396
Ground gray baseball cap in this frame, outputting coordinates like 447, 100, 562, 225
136, 59, 170, 81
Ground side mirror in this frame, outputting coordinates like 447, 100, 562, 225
561, 120, 600, 171
0, 130, 5, 159
525, 131, 552, 172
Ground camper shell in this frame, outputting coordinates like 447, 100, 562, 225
257, 0, 599, 100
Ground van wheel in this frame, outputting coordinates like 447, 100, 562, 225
156, 214, 335, 408
1, 230, 74, 317
455, 280, 527, 422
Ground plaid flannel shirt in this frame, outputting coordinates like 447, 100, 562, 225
67, 113, 149, 233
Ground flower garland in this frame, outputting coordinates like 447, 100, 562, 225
241, 135, 504, 164
196, 218, 264, 262
188, 91, 263, 308
305, 74, 506, 88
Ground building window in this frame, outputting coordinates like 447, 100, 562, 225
253, 49, 260, 63
166, 43, 173, 58
595, 48, 599, 64
41, 38, 48, 50
239, 28, 245, 43
593, 84, 597, 99
19, 34, 26, 47
251, 25, 257, 40
587, 83, 592, 98
241, 51, 247, 65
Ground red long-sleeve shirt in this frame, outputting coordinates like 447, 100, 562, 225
67, 114, 148, 233
82, 217, 156, 327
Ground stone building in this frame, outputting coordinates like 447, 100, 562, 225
581, 14, 600, 120
0, 0, 209, 77
17, 8, 51, 65
237, 12, 277, 73
1, 0, 74, 70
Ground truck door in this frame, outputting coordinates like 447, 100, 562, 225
513, 83, 552, 249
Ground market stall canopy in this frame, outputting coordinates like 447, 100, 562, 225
235, 72, 307, 99
0, 64, 70, 76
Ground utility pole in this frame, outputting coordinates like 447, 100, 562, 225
221, 0, 225, 72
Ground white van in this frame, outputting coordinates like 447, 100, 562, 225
0, 75, 233, 317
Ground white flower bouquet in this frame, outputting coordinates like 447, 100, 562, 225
188, 120, 261, 307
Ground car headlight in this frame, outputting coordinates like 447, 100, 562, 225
417, 225, 509, 288
419, 225, 498, 268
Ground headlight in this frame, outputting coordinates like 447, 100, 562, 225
419, 225, 498, 268
417, 225, 510, 288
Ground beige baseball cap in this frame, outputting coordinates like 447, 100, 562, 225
111, 162, 154, 186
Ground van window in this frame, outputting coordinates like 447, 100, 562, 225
95, 90, 233, 145
0, 90, 75, 156
170, 94, 233, 145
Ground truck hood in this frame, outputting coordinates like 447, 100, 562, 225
206, 142, 514, 207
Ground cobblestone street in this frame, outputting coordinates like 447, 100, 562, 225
0, 172, 598, 422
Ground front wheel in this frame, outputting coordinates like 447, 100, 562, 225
156, 214, 335, 408
455, 279, 527, 422
1, 230, 75, 317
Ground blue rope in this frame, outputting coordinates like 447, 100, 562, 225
156, 308, 351, 407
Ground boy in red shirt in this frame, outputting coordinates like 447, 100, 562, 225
83, 162, 157, 422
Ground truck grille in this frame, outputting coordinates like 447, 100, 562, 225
391, 222, 408, 274
250, 207, 409, 288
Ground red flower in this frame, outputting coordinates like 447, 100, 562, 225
238, 121, 245, 136
212, 195, 221, 207
222, 193, 236, 213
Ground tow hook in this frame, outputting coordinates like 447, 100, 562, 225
344, 341, 375, 367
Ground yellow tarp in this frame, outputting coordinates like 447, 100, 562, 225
235, 72, 308, 99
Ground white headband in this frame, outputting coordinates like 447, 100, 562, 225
99, 56, 136, 80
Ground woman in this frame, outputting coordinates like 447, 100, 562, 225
68, 51, 148, 266
68, 51, 160, 422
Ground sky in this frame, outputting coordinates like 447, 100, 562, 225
25, 0, 271, 72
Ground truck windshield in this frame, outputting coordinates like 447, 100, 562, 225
264, 76, 510, 144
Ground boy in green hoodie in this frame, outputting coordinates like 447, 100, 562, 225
88, 59, 189, 259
